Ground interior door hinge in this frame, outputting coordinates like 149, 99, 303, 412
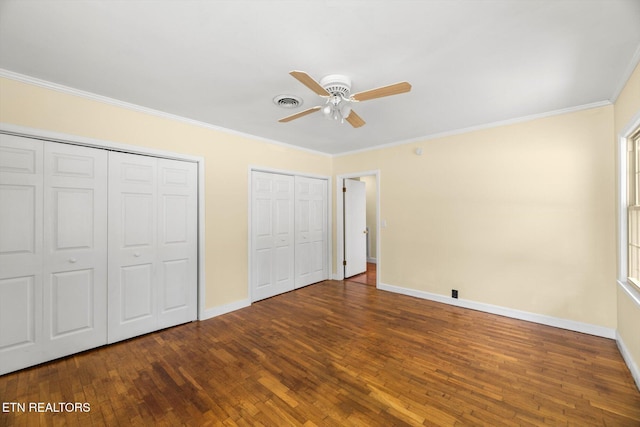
342, 187, 346, 192
343, 260, 347, 266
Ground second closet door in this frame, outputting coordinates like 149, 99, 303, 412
251, 171, 295, 302
108, 152, 197, 343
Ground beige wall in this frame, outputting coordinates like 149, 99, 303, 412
614, 62, 640, 375
334, 105, 617, 328
0, 77, 332, 309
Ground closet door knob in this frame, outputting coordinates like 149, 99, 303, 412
69, 258, 77, 263
134, 252, 141, 257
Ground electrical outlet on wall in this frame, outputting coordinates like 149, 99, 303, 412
451, 289, 458, 299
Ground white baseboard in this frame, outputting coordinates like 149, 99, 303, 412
367, 257, 377, 264
377, 282, 616, 339
200, 298, 251, 321
617, 330, 640, 391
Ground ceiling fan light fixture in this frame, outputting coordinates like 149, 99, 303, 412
319, 75, 352, 98
280, 70, 411, 128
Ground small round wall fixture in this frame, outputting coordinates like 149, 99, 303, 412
273, 95, 303, 109
415, 148, 423, 156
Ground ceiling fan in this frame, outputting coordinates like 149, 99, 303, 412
278, 70, 412, 128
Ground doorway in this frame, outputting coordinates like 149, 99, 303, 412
336, 170, 380, 287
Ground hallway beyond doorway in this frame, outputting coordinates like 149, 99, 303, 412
345, 262, 377, 286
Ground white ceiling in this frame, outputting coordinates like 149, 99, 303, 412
1, 0, 640, 155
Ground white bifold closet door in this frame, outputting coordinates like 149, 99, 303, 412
294, 176, 327, 288
251, 171, 328, 302
0, 135, 108, 375
43, 142, 108, 358
108, 152, 197, 343
251, 171, 295, 302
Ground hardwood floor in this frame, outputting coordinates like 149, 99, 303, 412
345, 263, 377, 286
1, 280, 639, 426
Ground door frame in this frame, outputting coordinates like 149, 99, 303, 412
0, 123, 207, 320
248, 166, 332, 303
335, 170, 380, 286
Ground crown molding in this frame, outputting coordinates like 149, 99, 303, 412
334, 101, 612, 158
0, 68, 332, 158
610, 44, 640, 103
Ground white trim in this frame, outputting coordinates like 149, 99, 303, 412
197, 159, 207, 321
610, 44, 640, 103
378, 282, 616, 339
247, 166, 332, 303
334, 101, 612, 158
201, 298, 251, 321
618, 111, 640, 283
0, 123, 208, 322
617, 328, 640, 392
0, 122, 203, 162
616, 111, 640, 393
619, 279, 640, 307
248, 165, 330, 181
367, 257, 377, 264
0, 68, 331, 158
336, 170, 381, 286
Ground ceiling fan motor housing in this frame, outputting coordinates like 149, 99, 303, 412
320, 74, 352, 97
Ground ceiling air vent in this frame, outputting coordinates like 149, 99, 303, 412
273, 95, 302, 109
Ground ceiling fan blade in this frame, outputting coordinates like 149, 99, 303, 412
290, 71, 330, 97
351, 81, 412, 102
345, 110, 365, 128
278, 106, 321, 123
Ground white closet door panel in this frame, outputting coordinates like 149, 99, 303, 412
295, 176, 328, 288
43, 142, 107, 358
0, 135, 43, 375
0, 135, 43, 277
0, 277, 36, 348
0, 275, 41, 375
121, 263, 154, 320
109, 154, 197, 340
251, 171, 294, 301
157, 159, 197, 328
123, 193, 155, 247
0, 185, 36, 256
255, 249, 273, 288
49, 269, 94, 336
252, 172, 277, 301
108, 152, 157, 343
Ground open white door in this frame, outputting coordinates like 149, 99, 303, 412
344, 179, 367, 278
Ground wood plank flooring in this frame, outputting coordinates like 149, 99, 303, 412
1, 280, 639, 426
345, 263, 377, 286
